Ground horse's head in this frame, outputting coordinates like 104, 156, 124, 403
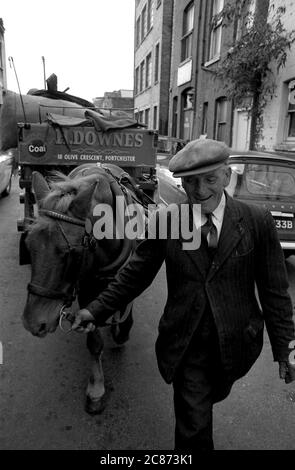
22, 169, 116, 337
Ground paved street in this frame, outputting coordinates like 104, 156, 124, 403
0, 174, 295, 450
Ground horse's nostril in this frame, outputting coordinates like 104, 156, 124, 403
39, 323, 47, 334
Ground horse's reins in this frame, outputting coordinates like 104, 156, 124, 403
28, 169, 143, 333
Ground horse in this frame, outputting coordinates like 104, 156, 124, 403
22, 164, 150, 414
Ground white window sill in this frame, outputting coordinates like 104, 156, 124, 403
204, 56, 220, 67
275, 142, 295, 152
179, 57, 192, 68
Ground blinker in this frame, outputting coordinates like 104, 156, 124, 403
85, 218, 93, 235
19, 231, 31, 265
83, 218, 96, 251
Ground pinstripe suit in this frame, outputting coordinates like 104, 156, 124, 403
87, 192, 295, 448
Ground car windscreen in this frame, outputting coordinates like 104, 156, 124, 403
227, 161, 295, 199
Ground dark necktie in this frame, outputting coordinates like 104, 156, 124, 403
201, 213, 218, 250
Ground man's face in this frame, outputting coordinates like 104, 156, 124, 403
182, 165, 231, 214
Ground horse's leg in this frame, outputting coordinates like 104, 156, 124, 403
111, 304, 134, 345
85, 329, 106, 415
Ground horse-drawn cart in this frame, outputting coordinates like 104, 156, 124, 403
17, 115, 158, 234
0, 89, 158, 261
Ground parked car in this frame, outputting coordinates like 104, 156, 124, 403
0, 150, 14, 197
228, 150, 295, 257
157, 149, 295, 257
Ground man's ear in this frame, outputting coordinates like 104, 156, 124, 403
224, 166, 232, 187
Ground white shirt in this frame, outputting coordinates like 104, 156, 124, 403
193, 192, 226, 244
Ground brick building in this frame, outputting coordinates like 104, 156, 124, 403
134, 0, 173, 133
168, 0, 236, 144
257, 0, 295, 152
93, 90, 134, 117
168, 0, 196, 142
134, 0, 295, 151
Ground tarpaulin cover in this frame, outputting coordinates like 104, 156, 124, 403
85, 109, 146, 131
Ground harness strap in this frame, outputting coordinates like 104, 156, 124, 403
29, 167, 142, 311
38, 209, 85, 227
27, 282, 74, 302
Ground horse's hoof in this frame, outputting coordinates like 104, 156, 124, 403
85, 396, 106, 415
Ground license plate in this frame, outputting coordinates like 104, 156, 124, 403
274, 218, 294, 230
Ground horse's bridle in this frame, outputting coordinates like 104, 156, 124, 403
27, 209, 91, 332
27, 167, 144, 332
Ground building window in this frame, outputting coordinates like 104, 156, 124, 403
209, 0, 224, 61
215, 97, 227, 141
181, 2, 194, 62
235, 0, 256, 41
140, 61, 145, 92
286, 79, 295, 140
136, 17, 141, 48
202, 102, 208, 135
141, 5, 147, 42
145, 108, 150, 127
153, 105, 158, 129
147, 0, 153, 31
287, 104, 295, 139
172, 97, 178, 138
181, 88, 194, 141
135, 67, 140, 95
139, 110, 144, 123
146, 53, 152, 88
154, 42, 160, 83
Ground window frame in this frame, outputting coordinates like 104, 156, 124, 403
215, 97, 228, 141
135, 66, 140, 95
145, 52, 152, 88
145, 108, 150, 127
181, 2, 195, 63
285, 79, 295, 142
202, 102, 209, 135
153, 105, 158, 130
141, 5, 147, 42
154, 42, 160, 84
208, 0, 224, 62
135, 17, 141, 48
139, 110, 144, 123
147, 0, 153, 32
139, 60, 145, 92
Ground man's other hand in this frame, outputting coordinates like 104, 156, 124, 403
72, 308, 96, 333
279, 361, 295, 384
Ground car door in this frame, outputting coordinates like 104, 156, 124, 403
228, 156, 295, 253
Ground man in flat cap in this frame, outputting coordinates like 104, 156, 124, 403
73, 138, 295, 450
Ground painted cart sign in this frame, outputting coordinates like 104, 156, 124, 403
18, 123, 157, 167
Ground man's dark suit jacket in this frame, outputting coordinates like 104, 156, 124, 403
87, 193, 295, 385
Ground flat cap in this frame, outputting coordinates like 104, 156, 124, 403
169, 139, 230, 177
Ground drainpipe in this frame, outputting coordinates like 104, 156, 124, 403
193, 0, 203, 139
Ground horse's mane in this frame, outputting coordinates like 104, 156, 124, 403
41, 171, 99, 213
28, 171, 99, 233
